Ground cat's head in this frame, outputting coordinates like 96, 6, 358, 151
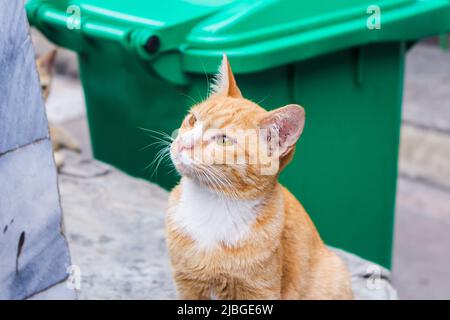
170, 55, 305, 199
36, 49, 57, 101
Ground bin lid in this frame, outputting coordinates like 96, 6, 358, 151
27, 0, 450, 83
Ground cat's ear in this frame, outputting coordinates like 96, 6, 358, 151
260, 104, 305, 157
210, 54, 242, 98
37, 49, 57, 74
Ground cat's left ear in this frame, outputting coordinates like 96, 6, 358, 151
210, 54, 242, 98
260, 104, 305, 157
37, 49, 57, 73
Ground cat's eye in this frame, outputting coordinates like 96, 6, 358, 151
187, 113, 197, 127
216, 134, 233, 146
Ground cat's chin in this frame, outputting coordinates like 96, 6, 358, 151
172, 161, 196, 179
177, 169, 204, 186
174, 164, 217, 190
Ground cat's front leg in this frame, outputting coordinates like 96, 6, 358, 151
212, 278, 282, 300
233, 285, 282, 300
174, 275, 212, 300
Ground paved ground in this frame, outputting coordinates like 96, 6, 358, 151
392, 43, 450, 299
33, 29, 450, 299
393, 178, 450, 299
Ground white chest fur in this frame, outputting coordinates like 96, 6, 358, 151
171, 178, 261, 250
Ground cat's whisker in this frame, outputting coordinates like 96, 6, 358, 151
199, 58, 212, 98
198, 164, 241, 201
206, 168, 230, 191
144, 133, 173, 142
201, 170, 230, 203
138, 127, 175, 170
144, 150, 164, 172
154, 147, 172, 172
138, 127, 174, 141
137, 126, 170, 135
195, 87, 205, 105
141, 134, 173, 152
140, 140, 171, 151
180, 93, 199, 106
203, 168, 226, 192
256, 93, 271, 106
199, 170, 216, 190
191, 162, 225, 194
166, 166, 179, 177
144, 144, 171, 177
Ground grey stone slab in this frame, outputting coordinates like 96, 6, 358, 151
0, 139, 71, 299
0, 0, 49, 154
399, 124, 450, 190
28, 281, 77, 300
60, 153, 397, 300
332, 248, 397, 300
0, 0, 73, 300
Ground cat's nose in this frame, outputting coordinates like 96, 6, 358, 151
177, 141, 193, 153
179, 134, 196, 149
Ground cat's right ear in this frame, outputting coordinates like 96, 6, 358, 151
37, 49, 57, 73
210, 54, 242, 98
259, 104, 305, 157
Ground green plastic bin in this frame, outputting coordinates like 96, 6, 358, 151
27, 0, 450, 267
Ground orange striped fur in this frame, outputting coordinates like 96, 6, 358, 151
166, 55, 353, 300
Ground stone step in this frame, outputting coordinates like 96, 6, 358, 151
399, 124, 450, 191
403, 43, 450, 133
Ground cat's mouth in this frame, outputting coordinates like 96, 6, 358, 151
170, 146, 226, 188
172, 156, 209, 183
170, 144, 195, 176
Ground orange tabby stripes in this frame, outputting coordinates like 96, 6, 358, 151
166, 54, 353, 300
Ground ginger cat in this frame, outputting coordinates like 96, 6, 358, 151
36, 49, 80, 168
166, 55, 353, 300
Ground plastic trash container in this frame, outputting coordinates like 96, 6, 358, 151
26, 0, 450, 267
